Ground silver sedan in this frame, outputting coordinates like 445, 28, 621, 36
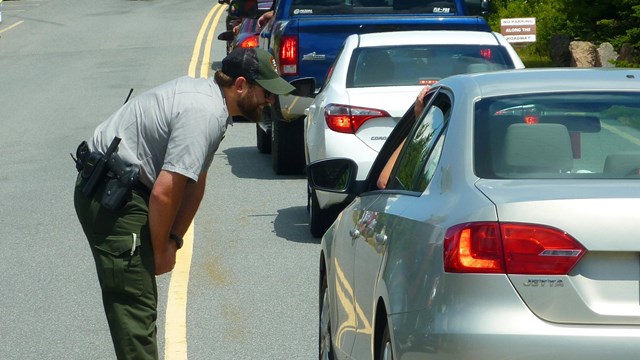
310, 68, 640, 360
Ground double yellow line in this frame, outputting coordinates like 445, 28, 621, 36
165, 4, 227, 360
188, 3, 228, 79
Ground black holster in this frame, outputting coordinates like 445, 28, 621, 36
74, 137, 141, 211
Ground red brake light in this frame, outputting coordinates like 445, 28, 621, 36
324, 104, 391, 134
524, 115, 539, 124
280, 35, 298, 76
418, 79, 438, 86
444, 222, 585, 275
444, 223, 505, 273
480, 48, 492, 60
239, 35, 259, 49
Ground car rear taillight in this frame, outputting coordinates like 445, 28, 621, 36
444, 222, 585, 275
324, 104, 391, 134
239, 35, 259, 49
280, 35, 298, 76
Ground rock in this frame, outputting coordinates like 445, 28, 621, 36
570, 41, 598, 67
550, 34, 572, 67
618, 43, 639, 63
597, 42, 618, 67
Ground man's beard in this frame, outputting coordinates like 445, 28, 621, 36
237, 90, 264, 122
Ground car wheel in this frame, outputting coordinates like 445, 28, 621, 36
319, 273, 335, 360
310, 190, 332, 238
256, 123, 271, 154
379, 324, 393, 360
271, 99, 305, 175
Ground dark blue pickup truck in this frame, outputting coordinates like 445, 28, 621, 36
250, 0, 492, 174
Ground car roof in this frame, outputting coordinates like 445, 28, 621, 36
438, 68, 640, 97
355, 30, 500, 47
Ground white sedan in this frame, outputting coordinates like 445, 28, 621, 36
304, 30, 525, 237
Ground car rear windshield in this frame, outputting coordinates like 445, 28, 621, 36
474, 92, 640, 179
346, 44, 514, 88
290, 0, 457, 15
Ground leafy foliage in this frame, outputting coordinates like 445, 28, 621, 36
486, 0, 640, 64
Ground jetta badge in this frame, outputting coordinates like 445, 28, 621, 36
523, 279, 564, 287
302, 52, 326, 61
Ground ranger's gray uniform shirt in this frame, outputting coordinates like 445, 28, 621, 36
91, 76, 232, 189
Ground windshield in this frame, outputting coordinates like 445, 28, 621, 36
289, 0, 457, 15
347, 45, 514, 88
474, 92, 640, 179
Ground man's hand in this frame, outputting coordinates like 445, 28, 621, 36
414, 85, 431, 118
258, 10, 274, 28
154, 238, 179, 275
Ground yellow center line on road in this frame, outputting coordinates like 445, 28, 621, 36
602, 122, 640, 146
165, 223, 195, 359
165, 4, 226, 359
188, 3, 226, 78
200, 5, 227, 78
0, 20, 24, 35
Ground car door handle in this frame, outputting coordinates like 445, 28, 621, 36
349, 229, 360, 240
375, 234, 387, 247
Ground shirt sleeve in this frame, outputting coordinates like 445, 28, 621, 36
162, 93, 224, 182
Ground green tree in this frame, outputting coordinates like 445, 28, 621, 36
487, 0, 640, 65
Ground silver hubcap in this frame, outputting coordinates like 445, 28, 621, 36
320, 287, 331, 359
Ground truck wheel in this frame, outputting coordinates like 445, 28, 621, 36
271, 117, 305, 175
256, 123, 271, 154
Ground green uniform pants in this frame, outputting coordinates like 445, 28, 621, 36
74, 174, 159, 360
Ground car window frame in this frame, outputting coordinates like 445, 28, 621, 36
386, 91, 451, 193
359, 86, 443, 195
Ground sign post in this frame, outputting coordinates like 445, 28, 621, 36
500, 17, 537, 43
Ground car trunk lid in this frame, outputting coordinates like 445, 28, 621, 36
346, 86, 422, 152
476, 179, 640, 325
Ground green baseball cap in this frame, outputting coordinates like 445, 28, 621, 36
221, 48, 295, 95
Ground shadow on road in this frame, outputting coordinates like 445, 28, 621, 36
224, 145, 305, 180
273, 205, 319, 244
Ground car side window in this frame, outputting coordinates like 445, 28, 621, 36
387, 93, 450, 192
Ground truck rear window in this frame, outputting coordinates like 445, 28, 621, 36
290, 0, 457, 15
347, 45, 514, 88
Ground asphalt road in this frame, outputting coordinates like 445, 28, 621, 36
0, 0, 318, 358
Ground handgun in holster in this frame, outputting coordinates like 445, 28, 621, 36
77, 136, 121, 197
101, 153, 141, 211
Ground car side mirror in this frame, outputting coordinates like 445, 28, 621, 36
289, 77, 317, 98
308, 158, 358, 192
230, 0, 259, 18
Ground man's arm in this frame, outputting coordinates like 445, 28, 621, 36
148, 170, 208, 275
148, 170, 188, 275
170, 171, 207, 240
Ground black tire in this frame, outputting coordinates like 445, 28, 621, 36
379, 324, 393, 360
319, 274, 335, 360
310, 190, 333, 238
271, 102, 305, 174
256, 123, 271, 154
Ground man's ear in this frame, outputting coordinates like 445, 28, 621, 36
233, 76, 250, 93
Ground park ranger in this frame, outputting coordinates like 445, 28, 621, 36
73, 48, 294, 359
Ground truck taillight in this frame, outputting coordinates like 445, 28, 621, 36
324, 104, 390, 134
444, 222, 585, 275
239, 35, 259, 49
280, 35, 298, 76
